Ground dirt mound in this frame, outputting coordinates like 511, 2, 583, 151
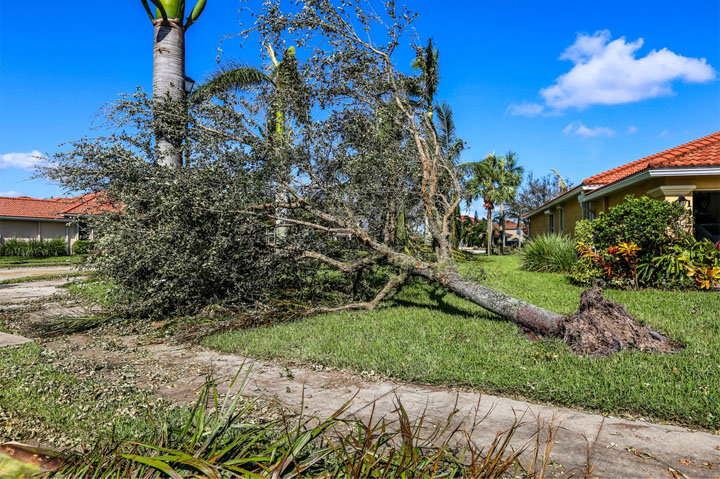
562, 280, 681, 357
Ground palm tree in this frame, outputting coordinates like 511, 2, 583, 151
435, 102, 465, 248
463, 156, 499, 256
141, 0, 208, 167
192, 45, 307, 141
462, 152, 523, 256
495, 151, 524, 255
411, 38, 440, 119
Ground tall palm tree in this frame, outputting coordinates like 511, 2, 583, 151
462, 152, 523, 256
411, 38, 440, 245
411, 38, 440, 119
495, 151, 524, 255
435, 102, 465, 248
141, 0, 208, 167
463, 155, 499, 256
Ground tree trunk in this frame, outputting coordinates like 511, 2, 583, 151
153, 19, 186, 168
498, 203, 505, 256
412, 266, 563, 335
485, 206, 493, 256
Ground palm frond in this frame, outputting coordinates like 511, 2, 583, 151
191, 64, 269, 102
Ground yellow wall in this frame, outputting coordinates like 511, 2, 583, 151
526, 173, 720, 239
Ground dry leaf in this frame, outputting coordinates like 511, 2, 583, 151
679, 459, 692, 466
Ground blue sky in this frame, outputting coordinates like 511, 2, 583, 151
1, 1, 718, 216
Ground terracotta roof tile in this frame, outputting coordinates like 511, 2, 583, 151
583, 131, 720, 186
0, 192, 118, 220
0, 197, 69, 219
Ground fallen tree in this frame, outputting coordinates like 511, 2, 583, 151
45, 0, 678, 357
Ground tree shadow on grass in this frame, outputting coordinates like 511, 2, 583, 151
387, 280, 487, 319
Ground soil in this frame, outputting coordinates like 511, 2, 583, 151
562, 280, 682, 357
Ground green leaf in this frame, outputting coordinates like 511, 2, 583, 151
185, 0, 207, 29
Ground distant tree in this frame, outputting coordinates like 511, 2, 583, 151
507, 172, 574, 233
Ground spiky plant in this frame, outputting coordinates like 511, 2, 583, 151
140, 0, 208, 167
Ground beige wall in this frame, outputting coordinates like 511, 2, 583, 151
526, 174, 720, 239
0, 219, 69, 242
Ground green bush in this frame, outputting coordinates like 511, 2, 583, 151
72, 239, 97, 255
570, 198, 698, 289
0, 237, 68, 257
520, 233, 576, 273
591, 196, 690, 262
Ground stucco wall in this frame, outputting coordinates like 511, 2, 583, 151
39, 221, 66, 240
0, 219, 68, 242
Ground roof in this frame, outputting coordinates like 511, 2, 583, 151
0, 193, 116, 220
0, 197, 70, 219
583, 131, 720, 186
524, 131, 720, 218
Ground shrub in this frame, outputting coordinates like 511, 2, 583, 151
639, 239, 720, 289
520, 233, 576, 273
0, 237, 68, 257
72, 239, 97, 255
591, 196, 690, 262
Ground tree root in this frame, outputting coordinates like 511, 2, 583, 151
561, 280, 682, 357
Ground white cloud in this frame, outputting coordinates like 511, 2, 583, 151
0, 190, 22, 197
659, 129, 671, 138
563, 121, 616, 138
0, 150, 46, 171
627, 126, 638, 134
507, 101, 545, 117
540, 30, 715, 110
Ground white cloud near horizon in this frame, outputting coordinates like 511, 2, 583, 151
0, 190, 23, 197
509, 30, 715, 116
541, 30, 715, 110
0, 150, 46, 171
563, 121, 616, 138
627, 126, 638, 134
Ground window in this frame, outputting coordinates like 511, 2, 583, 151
548, 212, 555, 233
582, 202, 596, 221
557, 208, 565, 232
693, 191, 720, 244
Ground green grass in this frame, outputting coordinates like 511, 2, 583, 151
203, 255, 720, 431
0, 342, 182, 448
0, 255, 82, 267
0, 271, 88, 285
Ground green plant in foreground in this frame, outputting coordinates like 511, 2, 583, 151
51, 369, 560, 478
520, 233, 576, 273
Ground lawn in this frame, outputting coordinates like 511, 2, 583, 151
203, 255, 720, 431
0, 255, 82, 267
0, 342, 182, 449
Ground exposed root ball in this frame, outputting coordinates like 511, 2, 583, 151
562, 280, 681, 357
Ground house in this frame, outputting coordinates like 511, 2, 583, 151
0, 193, 113, 251
524, 131, 720, 245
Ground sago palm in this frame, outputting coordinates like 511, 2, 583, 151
140, 0, 208, 167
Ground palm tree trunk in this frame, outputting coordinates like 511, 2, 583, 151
153, 19, 185, 167
498, 203, 505, 256
486, 206, 493, 256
